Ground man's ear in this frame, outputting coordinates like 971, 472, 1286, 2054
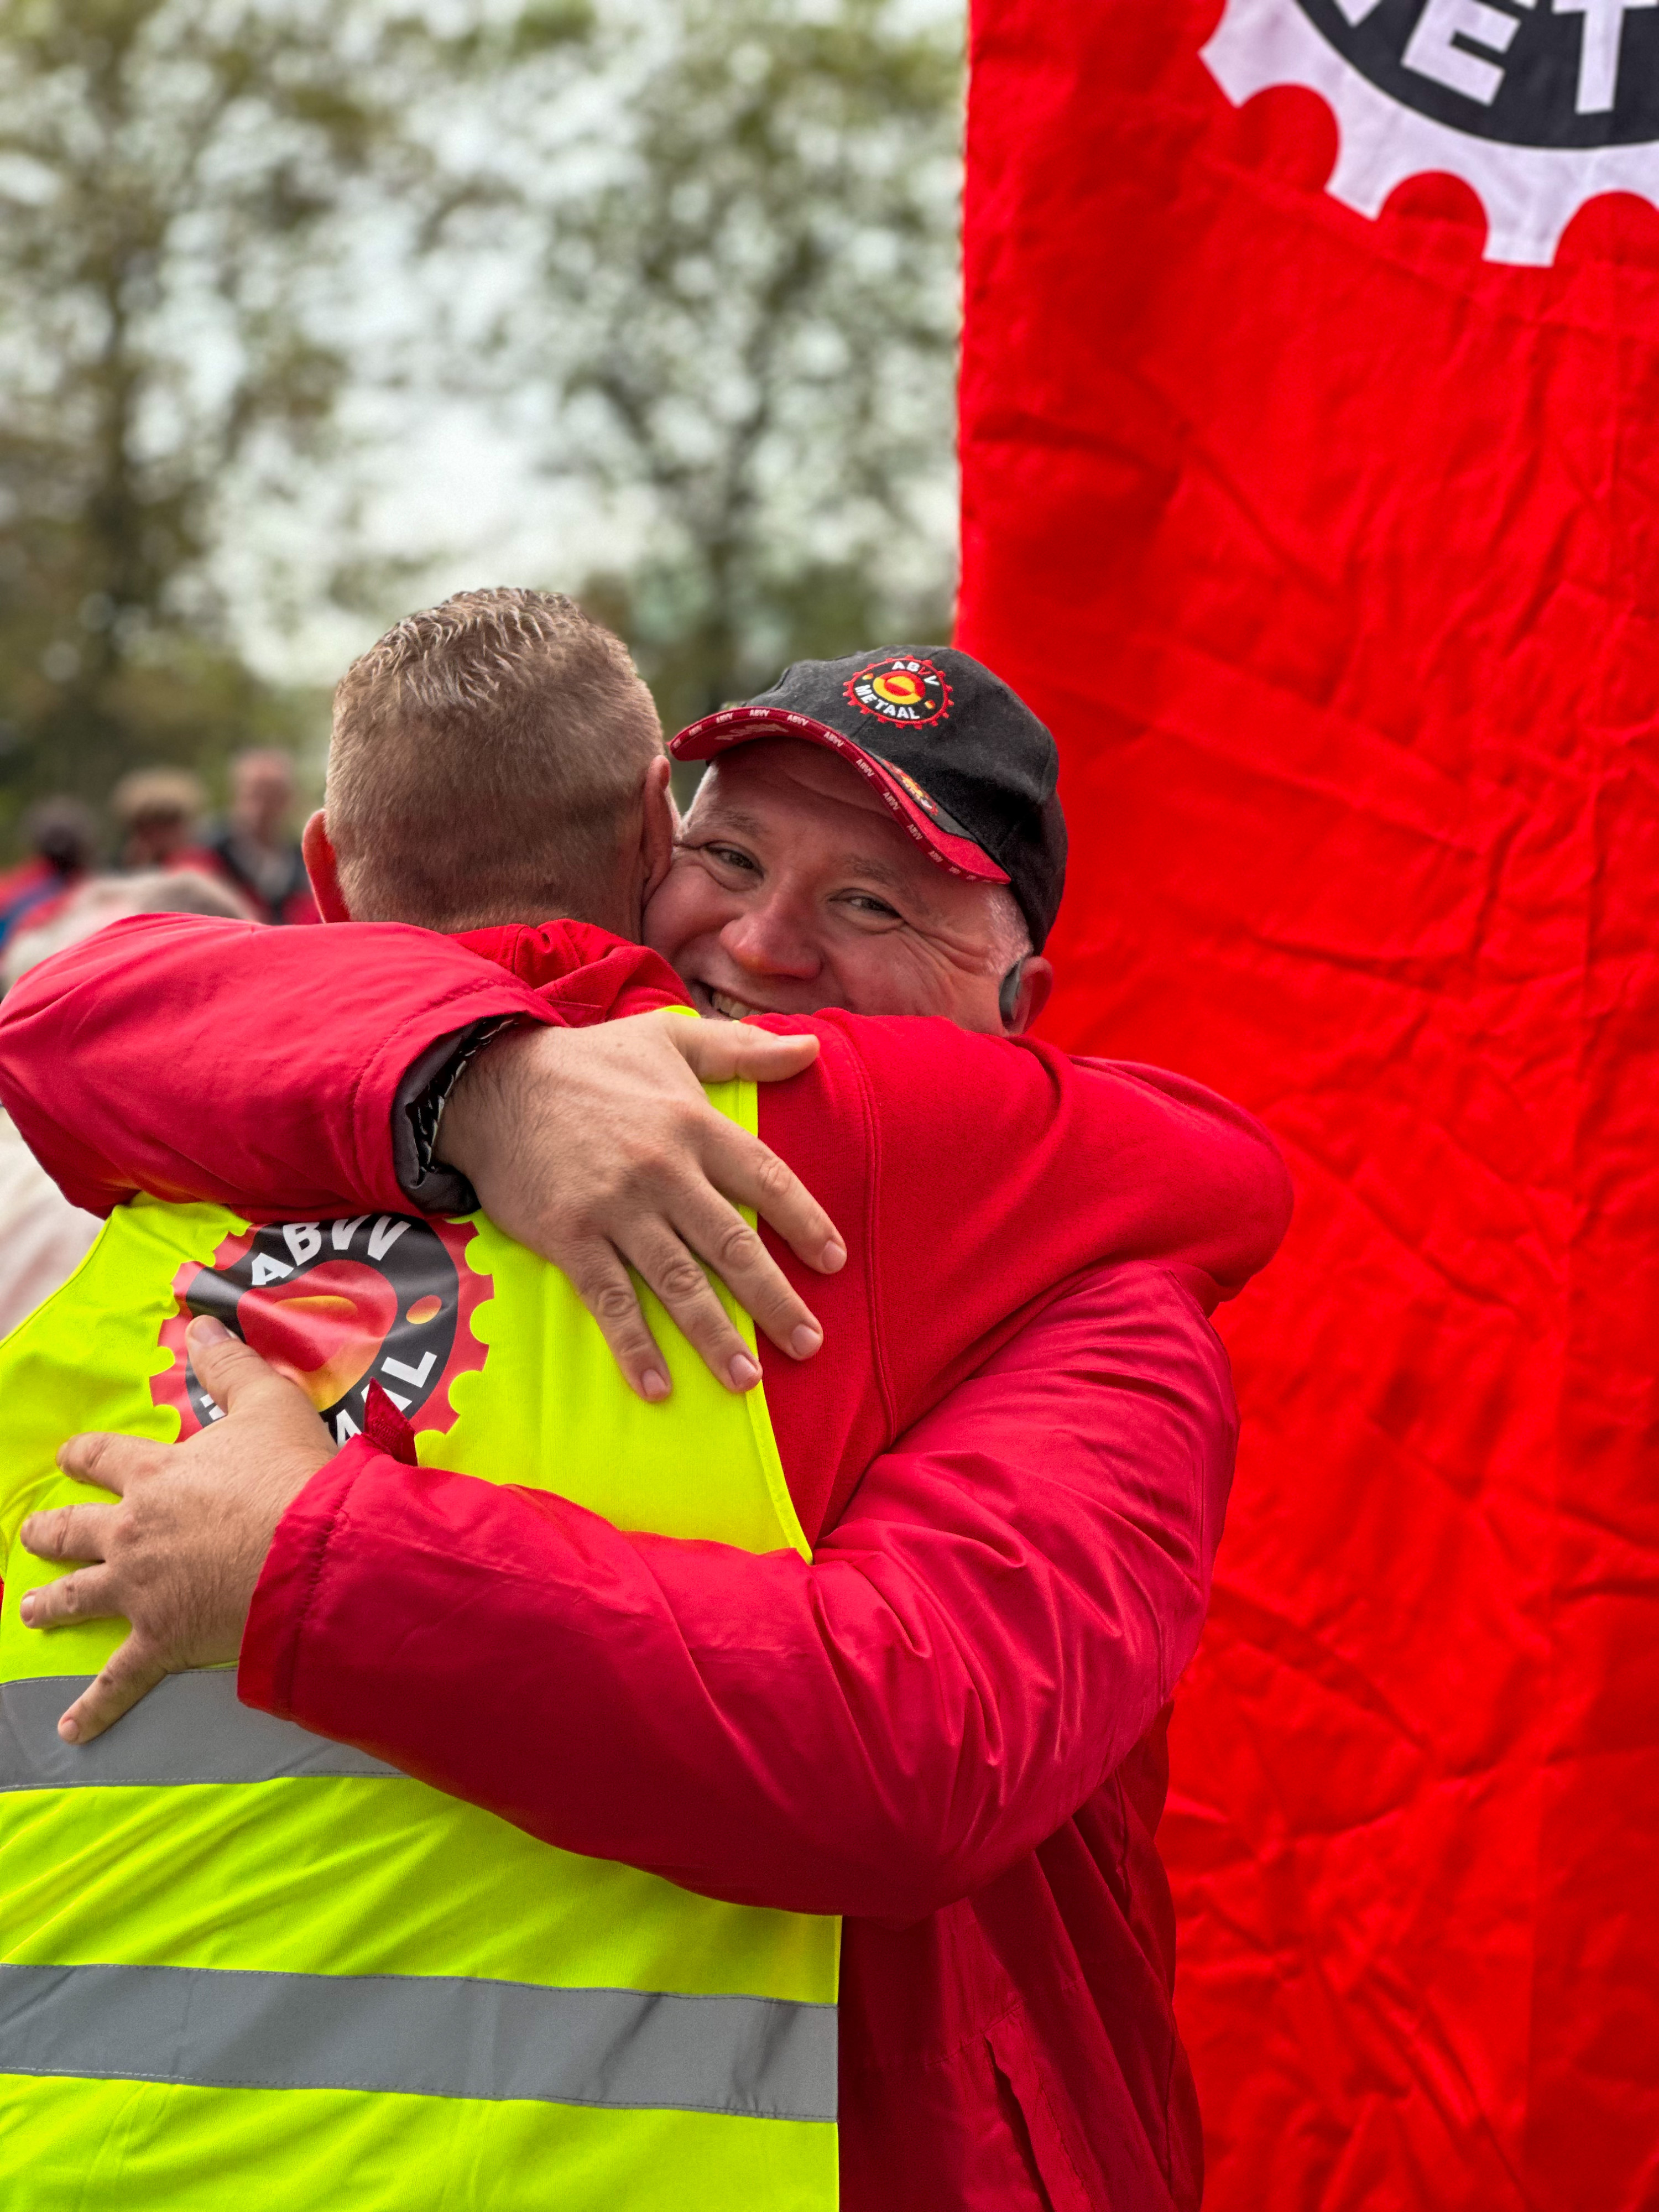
638, 755, 677, 905
301, 811, 351, 923
1000, 955, 1054, 1035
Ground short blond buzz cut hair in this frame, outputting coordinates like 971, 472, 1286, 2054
327, 587, 664, 930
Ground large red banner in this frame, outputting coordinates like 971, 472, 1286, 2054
958, 7, 1659, 2208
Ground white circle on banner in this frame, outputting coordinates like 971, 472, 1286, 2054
1203, 0, 1659, 264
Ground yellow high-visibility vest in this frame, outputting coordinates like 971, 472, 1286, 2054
0, 1074, 839, 2211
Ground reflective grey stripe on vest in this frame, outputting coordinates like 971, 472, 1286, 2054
0, 1963, 837, 2124
0, 1673, 399, 1791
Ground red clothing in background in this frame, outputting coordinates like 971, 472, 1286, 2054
0, 857, 77, 948
0, 915, 1291, 2210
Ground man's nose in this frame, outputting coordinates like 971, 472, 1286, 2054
722, 900, 822, 980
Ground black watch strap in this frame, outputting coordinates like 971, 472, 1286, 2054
392, 1016, 516, 1215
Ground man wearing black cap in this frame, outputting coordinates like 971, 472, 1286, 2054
2, 594, 1287, 2212
674, 648, 1067, 946
655, 648, 1065, 1045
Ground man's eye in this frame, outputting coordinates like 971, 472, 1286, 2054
845, 893, 901, 919
703, 843, 759, 873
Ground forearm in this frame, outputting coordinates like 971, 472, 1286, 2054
242, 1266, 1234, 1919
0, 914, 552, 1215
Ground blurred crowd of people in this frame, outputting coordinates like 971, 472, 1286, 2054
0, 748, 315, 1332
0, 747, 318, 992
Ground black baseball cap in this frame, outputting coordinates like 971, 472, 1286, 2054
670, 647, 1067, 950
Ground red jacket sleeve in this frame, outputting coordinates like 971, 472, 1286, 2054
241, 1261, 1235, 1921
0, 914, 677, 1218
750, 1013, 1291, 1532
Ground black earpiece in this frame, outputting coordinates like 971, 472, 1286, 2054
998, 958, 1026, 1029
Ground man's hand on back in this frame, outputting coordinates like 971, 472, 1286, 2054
436, 1010, 845, 1402
18, 1318, 334, 1744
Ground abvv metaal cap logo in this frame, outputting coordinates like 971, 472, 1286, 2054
1205, 0, 1659, 263
845, 656, 953, 729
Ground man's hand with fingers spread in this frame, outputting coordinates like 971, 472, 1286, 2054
18, 1317, 335, 1745
437, 1009, 845, 1403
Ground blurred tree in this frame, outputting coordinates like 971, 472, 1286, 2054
0, 0, 961, 849
0, 0, 588, 845
479, 0, 962, 733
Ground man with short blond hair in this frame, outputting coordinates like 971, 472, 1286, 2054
324, 588, 665, 932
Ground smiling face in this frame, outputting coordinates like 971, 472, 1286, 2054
644, 738, 1051, 1033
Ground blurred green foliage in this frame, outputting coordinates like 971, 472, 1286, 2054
531, 0, 962, 729
0, 0, 464, 846
0, 0, 962, 854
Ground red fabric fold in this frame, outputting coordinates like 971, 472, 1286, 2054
362, 1381, 419, 1465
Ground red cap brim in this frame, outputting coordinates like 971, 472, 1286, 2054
670, 705, 1009, 886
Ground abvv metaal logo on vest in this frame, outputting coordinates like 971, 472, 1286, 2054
154, 1214, 489, 1447
1204, 0, 1659, 263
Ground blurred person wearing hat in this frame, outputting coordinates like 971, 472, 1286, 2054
0, 799, 96, 950
204, 748, 320, 926
0, 598, 1288, 2212
110, 768, 216, 875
